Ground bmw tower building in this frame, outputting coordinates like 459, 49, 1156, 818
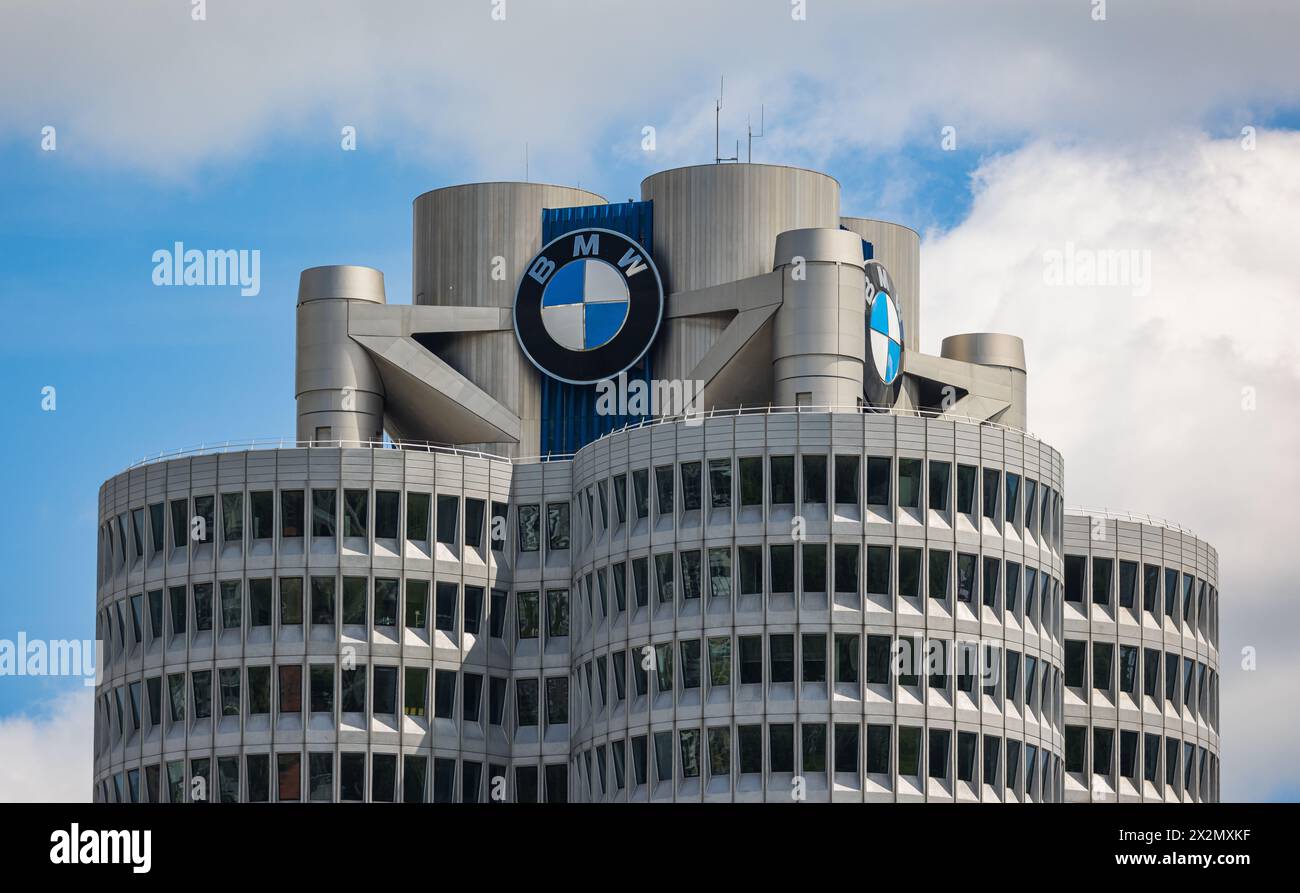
93, 163, 1220, 804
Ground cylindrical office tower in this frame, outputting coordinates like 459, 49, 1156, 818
295, 266, 387, 445
1061, 512, 1220, 802
412, 182, 607, 456
568, 412, 1069, 802
641, 164, 841, 389
839, 217, 920, 353
940, 333, 1029, 431
770, 228, 866, 408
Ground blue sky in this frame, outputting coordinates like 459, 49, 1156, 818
2, 0, 1299, 802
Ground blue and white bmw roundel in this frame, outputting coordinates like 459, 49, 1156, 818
540, 258, 630, 351
514, 228, 664, 384
869, 290, 903, 385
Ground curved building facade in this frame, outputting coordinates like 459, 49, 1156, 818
92, 161, 1219, 803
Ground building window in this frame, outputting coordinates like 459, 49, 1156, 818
169, 498, 189, 550
928, 461, 951, 511
341, 666, 366, 713
546, 502, 570, 550
221, 494, 242, 544
248, 666, 270, 715
770, 456, 795, 505
898, 726, 922, 777
435, 494, 458, 545
866, 456, 891, 505
406, 493, 430, 542
836, 723, 860, 774
956, 552, 977, 603
516, 678, 539, 727
517, 504, 539, 552
1119, 645, 1139, 695
654, 464, 675, 516
433, 669, 457, 719
866, 545, 890, 596
981, 469, 1000, 519
1064, 640, 1085, 688
277, 753, 301, 802
671, 461, 701, 512
770, 634, 794, 684
1093, 642, 1114, 692
249, 579, 272, 627
770, 724, 795, 773
983, 735, 1001, 786
834, 543, 859, 594
801, 455, 827, 504
219, 669, 240, 717
1092, 557, 1113, 606
701, 458, 730, 509
802, 634, 827, 683
738, 725, 763, 774
802, 543, 827, 593
898, 458, 921, 509
193, 584, 212, 632
273, 578, 299, 627
191, 670, 211, 719
955, 464, 976, 514
631, 557, 649, 607
1118, 559, 1138, 609
834, 454, 860, 504
928, 549, 951, 600
834, 634, 859, 684
337, 752, 364, 802
982, 557, 1000, 609
309, 665, 334, 714
516, 591, 539, 640
310, 489, 336, 539
708, 637, 731, 687
216, 581, 239, 632
343, 490, 367, 539
898, 547, 921, 599
955, 731, 977, 783
404, 755, 427, 803
310, 577, 335, 626
246, 754, 270, 803
148, 503, 166, 553
739, 635, 763, 684
681, 550, 702, 600
631, 737, 648, 786
654, 553, 674, 603
738, 457, 762, 507
681, 639, 702, 686
374, 490, 399, 540
738, 546, 762, 596
340, 577, 366, 626
193, 496, 214, 544
1094, 727, 1114, 775
865, 635, 891, 685
308, 753, 333, 801
631, 469, 649, 518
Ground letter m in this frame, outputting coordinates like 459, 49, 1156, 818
573, 233, 599, 257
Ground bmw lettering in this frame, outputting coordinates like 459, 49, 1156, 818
513, 228, 664, 384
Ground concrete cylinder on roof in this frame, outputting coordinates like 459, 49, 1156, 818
295, 265, 387, 445
770, 228, 866, 408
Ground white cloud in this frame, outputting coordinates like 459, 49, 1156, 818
921, 130, 1300, 800
0, 688, 93, 802
2, 1, 1298, 179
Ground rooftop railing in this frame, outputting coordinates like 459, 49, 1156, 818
1065, 505, 1199, 538
122, 404, 1044, 471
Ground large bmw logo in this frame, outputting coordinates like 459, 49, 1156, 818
514, 228, 664, 384
863, 259, 903, 405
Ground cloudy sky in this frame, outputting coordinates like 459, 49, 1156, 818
1, 0, 1297, 801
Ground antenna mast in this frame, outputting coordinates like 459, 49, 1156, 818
715, 77, 737, 164
748, 104, 764, 162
